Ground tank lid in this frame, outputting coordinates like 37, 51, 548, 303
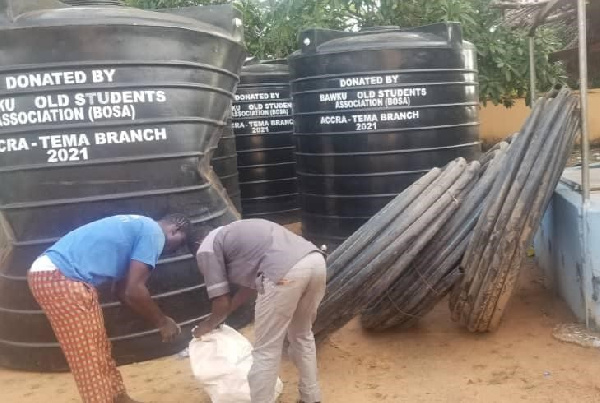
359, 26, 398, 32
61, 0, 123, 5
258, 59, 287, 65
294, 22, 464, 56
242, 59, 289, 75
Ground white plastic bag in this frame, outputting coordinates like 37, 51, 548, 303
189, 324, 283, 403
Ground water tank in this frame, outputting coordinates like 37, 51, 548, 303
0, 0, 247, 371
211, 114, 242, 212
232, 60, 299, 224
288, 23, 481, 250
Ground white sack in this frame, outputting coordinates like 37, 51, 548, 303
189, 324, 283, 403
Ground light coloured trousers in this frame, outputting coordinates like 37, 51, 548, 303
249, 252, 326, 403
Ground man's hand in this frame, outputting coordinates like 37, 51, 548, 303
158, 316, 181, 342
190, 294, 232, 339
192, 320, 214, 339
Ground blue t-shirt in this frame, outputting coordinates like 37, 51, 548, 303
45, 215, 165, 286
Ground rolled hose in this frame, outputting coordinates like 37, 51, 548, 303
466, 95, 575, 331
315, 158, 476, 338
361, 144, 509, 330
450, 88, 580, 332
483, 98, 579, 331
322, 159, 465, 306
326, 168, 442, 282
450, 97, 549, 322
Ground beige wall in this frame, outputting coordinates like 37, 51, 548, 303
479, 89, 600, 145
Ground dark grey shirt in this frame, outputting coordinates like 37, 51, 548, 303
196, 219, 319, 299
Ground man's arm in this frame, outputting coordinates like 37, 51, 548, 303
119, 260, 180, 342
206, 294, 232, 328
230, 286, 256, 313
193, 287, 256, 338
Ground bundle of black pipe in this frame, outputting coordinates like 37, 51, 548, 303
211, 114, 243, 212
288, 23, 481, 250
315, 157, 481, 339
233, 60, 299, 224
0, 1, 247, 371
360, 143, 510, 330
450, 88, 580, 332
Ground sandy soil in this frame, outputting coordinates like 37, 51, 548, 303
2, 259, 600, 403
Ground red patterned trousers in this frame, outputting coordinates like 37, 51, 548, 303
28, 268, 126, 403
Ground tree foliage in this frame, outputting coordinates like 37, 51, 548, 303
126, 0, 349, 59
124, 0, 566, 106
235, 0, 349, 59
340, 0, 565, 106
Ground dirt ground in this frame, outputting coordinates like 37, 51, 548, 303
2, 259, 600, 403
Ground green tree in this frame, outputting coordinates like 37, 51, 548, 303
125, 0, 566, 106
236, 0, 349, 59
341, 0, 565, 106
125, 0, 348, 59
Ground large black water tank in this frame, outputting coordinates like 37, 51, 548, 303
232, 61, 299, 224
288, 23, 481, 249
0, 1, 247, 371
211, 114, 242, 212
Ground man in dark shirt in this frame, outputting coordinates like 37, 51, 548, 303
189, 219, 326, 403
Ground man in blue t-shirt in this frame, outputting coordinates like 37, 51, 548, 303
27, 214, 191, 403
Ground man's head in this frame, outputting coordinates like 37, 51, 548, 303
158, 213, 192, 253
186, 225, 213, 256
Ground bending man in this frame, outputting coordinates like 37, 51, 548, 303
189, 218, 326, 403
28, 214, 191, 403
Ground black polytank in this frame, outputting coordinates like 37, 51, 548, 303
288, 23, 481, 250
211, 114, 242, 212
0, 0, 247, 371
232, 60, 299, 224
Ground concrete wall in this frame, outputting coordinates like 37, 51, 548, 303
534, 184, 586, 322
534, 180, 600, 327
479, 90, 600, 145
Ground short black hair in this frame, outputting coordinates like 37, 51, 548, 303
160, 213, 192, 232
186, 224, 213, 255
